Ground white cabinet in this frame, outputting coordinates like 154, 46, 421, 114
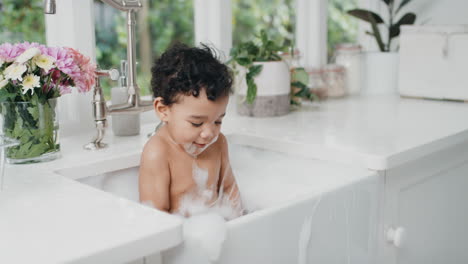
381, 141, 468, 263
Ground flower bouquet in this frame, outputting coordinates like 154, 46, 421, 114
0, 42, 96, 163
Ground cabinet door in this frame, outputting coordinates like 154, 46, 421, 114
383, 144, 468, 264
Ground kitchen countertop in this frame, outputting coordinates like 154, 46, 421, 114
0, 125, 182, 264
3, 94, 468, 263
224, 95, 468, 170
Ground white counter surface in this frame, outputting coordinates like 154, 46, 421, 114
0, 125, 183, 264
225, 95, 468, 170
2, 95, 468, 263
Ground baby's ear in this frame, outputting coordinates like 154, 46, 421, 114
153, 97, 169, 122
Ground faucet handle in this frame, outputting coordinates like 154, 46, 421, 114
96, 69, 120, 81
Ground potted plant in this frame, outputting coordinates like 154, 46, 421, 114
347, 0, 416, 94
230, 30, 291, 117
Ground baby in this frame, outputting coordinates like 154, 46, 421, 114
139, 44, 243, 220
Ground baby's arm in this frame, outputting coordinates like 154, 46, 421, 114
218, 134, 243, 214
139, 138, 171, 212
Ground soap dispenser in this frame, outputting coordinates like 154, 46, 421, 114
111, 60, 140, 136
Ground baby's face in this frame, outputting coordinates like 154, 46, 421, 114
164, 92, 229, 156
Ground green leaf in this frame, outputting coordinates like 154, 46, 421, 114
244, 42, 259, 56
368, 14, 386, 52
235, 57, 252, 67
260, 30, 268, 45
390, 13, 416, 38
396, 0, 412, 14
27, 106, 39, 121
291, 81, 308, 90
0, 88, 17, 102
291, 67, 309, 85
246, 78, 257, 104
28, 142, 49, 157
395, 12, 417, 26
347, 9, 384, 24
3, 100, 58, 160
247, 64, 263, 79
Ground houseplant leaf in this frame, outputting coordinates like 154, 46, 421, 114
389, 13, 416, 38
235, 57, 252, 67
368, 15, 386, 51
246, 78, 257, 104
247, 64, 263, 79
230, 30, 289, 105
347, 9, 384, 24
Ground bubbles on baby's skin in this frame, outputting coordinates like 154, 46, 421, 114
182, 135, 219, 157
175, 161, 244, 263
176, 161, 244, 221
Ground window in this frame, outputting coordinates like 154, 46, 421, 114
0, 0, 46, 43
232, 0, 295, 49
327, 0, 358, 59
94, 0, 194, 98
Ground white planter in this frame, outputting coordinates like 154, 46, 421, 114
362, 52, 399, 95
236, 61, 291, 117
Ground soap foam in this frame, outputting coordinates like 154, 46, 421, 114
183, 213, 227, 262
176, 161, 244, 221
182, 135, 219, 157
77, 143, 324, 263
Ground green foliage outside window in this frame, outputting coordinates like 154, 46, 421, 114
94, 0, 194, 99
232, 0, 295, 49
0, 0, 358, 97
0, 0, 45, 43
327, 0, 358, 59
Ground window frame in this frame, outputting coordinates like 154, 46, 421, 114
45, 0, 375, 137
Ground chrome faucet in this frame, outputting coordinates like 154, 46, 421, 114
44, 0, 154, 150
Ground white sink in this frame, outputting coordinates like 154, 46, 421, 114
54, 137, 379, 264
58, 141, 374, 212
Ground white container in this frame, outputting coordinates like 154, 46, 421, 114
111, 86, 140, 136
236, 61, 291, 117
362, 52, 399, 95
322, 64, 346, 98
237, 61, 291, 97
334, 43, 362, 95
399, 25, 468, 100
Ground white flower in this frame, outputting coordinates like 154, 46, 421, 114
15, 47, 41, 64
0, 57, 4, 67
21, 74, 40, 95
0, 75, 8, 89
4, 63, 27, 81
34, 54, 55, 72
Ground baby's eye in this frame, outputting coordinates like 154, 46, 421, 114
190, 122, 203, 127
215, 121, 222, 125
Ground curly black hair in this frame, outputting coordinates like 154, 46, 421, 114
151, 43, 233, 106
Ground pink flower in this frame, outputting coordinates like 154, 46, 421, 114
0, 42, 44, 62
0, 42, 96, 98
0, 43, 24, 62
64, 47, 96, 93
45, 47, 79, 76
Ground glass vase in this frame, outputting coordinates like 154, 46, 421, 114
1, 98, 61, 164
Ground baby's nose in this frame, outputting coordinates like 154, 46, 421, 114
200, 126, 215, 140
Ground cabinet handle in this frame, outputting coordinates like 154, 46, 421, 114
386, 227, 407, 248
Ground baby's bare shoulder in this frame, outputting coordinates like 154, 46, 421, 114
212, 133, 229, 156
219, 133, 229, 149
142, 135, 170, 163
